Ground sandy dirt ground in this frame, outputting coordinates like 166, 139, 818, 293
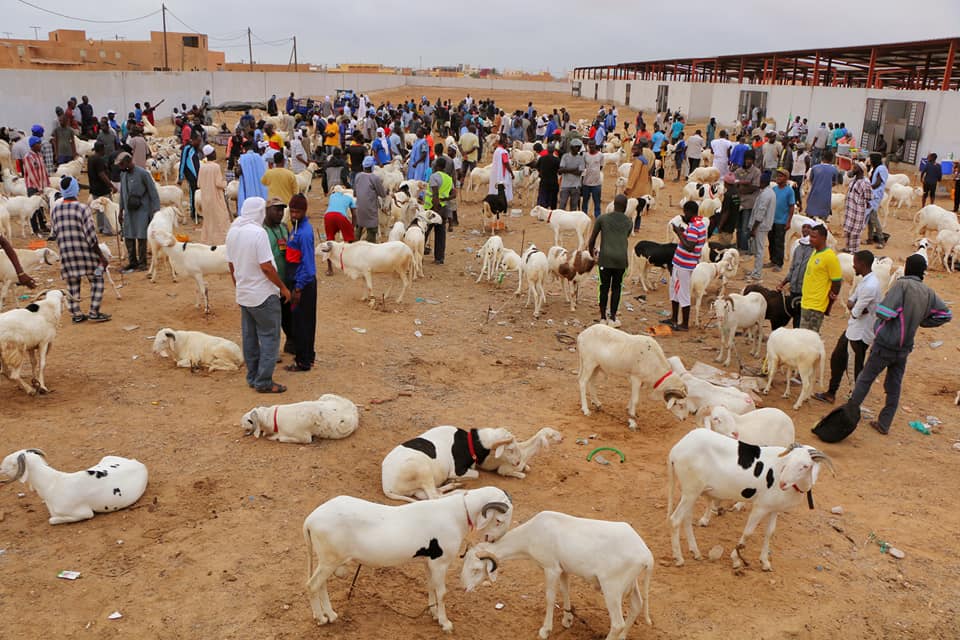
2, 87, 959, 640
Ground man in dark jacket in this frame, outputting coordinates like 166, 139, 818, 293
844, 254, 951, 434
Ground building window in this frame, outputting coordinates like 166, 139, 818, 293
17, 45, 25, 57
115, 52, 121, 60
183, 36, 199, 48
99, 50, 106, 59
79, 49, 87, 59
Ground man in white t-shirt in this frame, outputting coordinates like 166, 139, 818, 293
710, 129, 733, 177
686, 129, 705, 175
226, 196, 291, 394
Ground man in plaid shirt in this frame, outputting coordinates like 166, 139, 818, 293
842, 164, 872, 253
23, 136, 50, 235
48, 176, 111, 323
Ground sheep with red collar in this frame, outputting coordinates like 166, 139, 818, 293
303, 486, 512, 631
577, 324, 688, 430
241, 394, 358, 444
381, 426, 521, 502
529, 206, 592, 250
668, 428, 833, 571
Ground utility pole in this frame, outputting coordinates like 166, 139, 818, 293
247, 28, 253, 71
30, 26, 41, 40
293, 36, 297, 71
161, 4, 168, 71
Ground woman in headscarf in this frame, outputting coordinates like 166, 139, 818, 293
199, 145, 230, 245
371, 127, 391, 166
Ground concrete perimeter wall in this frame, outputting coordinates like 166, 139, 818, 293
0, 70, 568, 131
576, 77, 960, 162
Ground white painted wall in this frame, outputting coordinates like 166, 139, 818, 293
0, 69, 567, 132
589, 77, 960, 164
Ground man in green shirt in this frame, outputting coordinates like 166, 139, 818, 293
424, 159, 454, 265
588, 194, 633, 327
263, 198, 293, 353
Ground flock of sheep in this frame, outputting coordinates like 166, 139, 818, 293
0, 109, 954, 638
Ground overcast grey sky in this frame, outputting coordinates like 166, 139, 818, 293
9, 0, 960, 74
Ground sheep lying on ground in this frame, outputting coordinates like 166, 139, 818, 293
151, 328, 243, 371
479, 427, 562, 478
0, 449, 148, 525
664, 356, 756, 420
381, 426, 520, 501
242, 395, 359, 444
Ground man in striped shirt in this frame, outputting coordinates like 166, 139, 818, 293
23, 136, 50, 235
664, 200, 708, 331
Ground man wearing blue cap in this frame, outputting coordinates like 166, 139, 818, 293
353, 155, 386, 242
23, 135, 50, 235
49, 176, 111, 323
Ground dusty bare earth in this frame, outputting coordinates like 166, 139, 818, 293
2, 87, 959, 640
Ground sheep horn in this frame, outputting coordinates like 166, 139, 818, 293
481, 501, 510, 517
25, 448, 46, 458
473, 549, 500, 574
663, 388, 686, 401
808, 448, 836, 475
777, 442, 803, 457
13, 453, 26, 482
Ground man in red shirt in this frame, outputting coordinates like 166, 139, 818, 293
23, 136, 50, 234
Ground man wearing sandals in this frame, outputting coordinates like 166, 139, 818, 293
226, 196, 292, 394
48, 176, 111, 324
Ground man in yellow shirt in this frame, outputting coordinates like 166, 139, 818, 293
323, 117, 339, 155
264, 123, 283, 153
261, 152, 298, 219
799, 223, 842, 332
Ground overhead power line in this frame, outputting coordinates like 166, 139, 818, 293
16, 0, 161, 24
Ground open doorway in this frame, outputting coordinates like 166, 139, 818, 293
738, 90, 767, 123
656, 85, 668, 113
594, 82, 598, 101
861, 99, 925, 165
571, 81, 581, 98
625, 83, 631, 106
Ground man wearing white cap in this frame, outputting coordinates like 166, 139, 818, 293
198, 144, 230, 245
226, 196, 291, 394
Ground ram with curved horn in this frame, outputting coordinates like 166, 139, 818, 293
667, 429, 835, 572
303, 486, 512, 632
0, 449, 148, 524
577, 323, 688, 430
381, 426, 522, 502
462, 510, 654, 640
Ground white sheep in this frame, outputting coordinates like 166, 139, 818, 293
475, 235, 505, 283
884, 173, 910, 190
479, 427, 562, 479
933, 228, 960, 272
577, 323, 688, 430
914, 204, 959, 237
762, 327, 826, 409
3, 194, 47, 237
146, 206, 182, 282
156, 183, 186, 209
529, 206, 591, 250
680, 181, 716, 204
664, 356, 756, 421
295, 162, 319, 194
0, 289, 67, 394
888, 183, 921, 209
2, 168, 27, 197
54, 157, 84, 179
381, 425, 520, 501
242, 394, 359, 444
690, 261, 728, 328
705, 405, 795, 447
0, 247, 59, 310
151, 230, 230, 313
668, 429, 833, 571
462, 511, 654, 640
521, 244, 549, 318
688, 166, 720, 184
303, 487, 512, 632
0, 449, 148, 525
151, 327, 243, 371
317, 240, 413, 305
714, 292, 767, 367
403, 207, 444, 280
